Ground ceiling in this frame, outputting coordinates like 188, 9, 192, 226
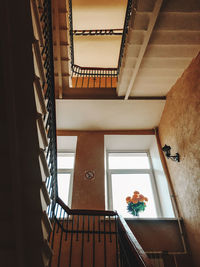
72, 0, 127, 68
53, 0, 200, 130
117, 0, 200, 98
56, 99, 165, 130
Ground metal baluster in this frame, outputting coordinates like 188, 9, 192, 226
158, 253, 161, 267
98, 216, 101, 242
110, 70, 112, 88
87, 70, 90, 88
76, 215, 79, 241
49, 203, 59, 267
96, 70, 98, 88
99, 70, 101, 88
153, 254, 156, 266
58, 210, 66, 267
46, 196, 51, 216
93, 216, 95, 267
75, 74, 79, 87
104, 216, 107, 267
93, 70, 95, 88
88, 215, 90, 242
109, 216, 112, 242
115, 216, 119, 267
65, 214, 69, 241
148, 253, 152, 266
105, 70, 107, 88
81, 216, 85, 267
69, 215, 74, 267
57, 204, 62, 232
81, 70, 84, 87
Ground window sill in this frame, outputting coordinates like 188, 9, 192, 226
125, 217, 180, 221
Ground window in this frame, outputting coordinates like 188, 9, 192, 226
107, 152, 162, 218
57, 152, 75, 206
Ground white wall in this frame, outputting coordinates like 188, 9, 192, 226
105, 135, 154, 150
150, 138, 175, 217
57, 136, 78, 151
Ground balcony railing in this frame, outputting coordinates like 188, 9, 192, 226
68, 0, 136, 88
39, 0, 58, 213
71, 65, 118, 88
48, 197, 153, 267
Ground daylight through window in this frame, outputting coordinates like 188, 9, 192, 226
107, 152, 162, 218
57, 153, 75, 206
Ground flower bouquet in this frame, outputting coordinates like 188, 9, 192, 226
126, 191, 148, 217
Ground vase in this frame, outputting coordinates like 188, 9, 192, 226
132, 210, 139, 217
135, 211, 139, 217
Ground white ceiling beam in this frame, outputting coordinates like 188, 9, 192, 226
124, 0, 163, 100
53, 0, 63, 99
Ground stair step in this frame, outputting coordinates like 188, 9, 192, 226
30, 0, 44, 47
40, 186, 50, 211
39, 148, 50, 182
42, 238, 53, 267
34, 75, 47, 115
41, 182, 51, 208
32, 39, 46, 85
41, 211, 52, 240
36, 112, 48, 149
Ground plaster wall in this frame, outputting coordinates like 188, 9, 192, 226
159, 52, 200, 266
66, 132, 187, 261
149, 139, 174, 217
72, 133, 105, 210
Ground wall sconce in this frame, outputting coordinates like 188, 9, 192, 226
162, 144, 180, 162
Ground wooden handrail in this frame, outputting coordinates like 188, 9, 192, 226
118, 215, 153, 267
56, 197, 117, 216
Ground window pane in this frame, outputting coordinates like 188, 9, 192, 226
57, 155, 75, 169
57, 173, 71, 205
108, 153, 150, 169
111, 173, 157, 218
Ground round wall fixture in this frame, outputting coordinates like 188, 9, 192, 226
84, 170, 95, 180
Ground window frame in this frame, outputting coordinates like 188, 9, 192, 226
57, 151, 75, 207
106, 150, 163, 217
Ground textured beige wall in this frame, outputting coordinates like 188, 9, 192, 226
72, 133, 105, 210
159, 52, 200, 267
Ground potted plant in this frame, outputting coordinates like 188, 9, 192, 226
126, 191, 148, 217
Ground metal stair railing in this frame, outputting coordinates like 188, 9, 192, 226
67, 0, 136, 88
39, 0, 58, 215
48, 197, 153, 267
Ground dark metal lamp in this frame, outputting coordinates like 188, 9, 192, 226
162, 144, 180, 162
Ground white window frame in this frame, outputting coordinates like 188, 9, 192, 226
57, 151, 75, 207
106, 150, 163, 217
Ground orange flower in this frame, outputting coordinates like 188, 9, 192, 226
144, 197, 148, 202
134, 191, 140, 195
132, 199, 138, 204
138, 194, 145, 202
132, 195, 138, 201
126, 196, 131, 203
